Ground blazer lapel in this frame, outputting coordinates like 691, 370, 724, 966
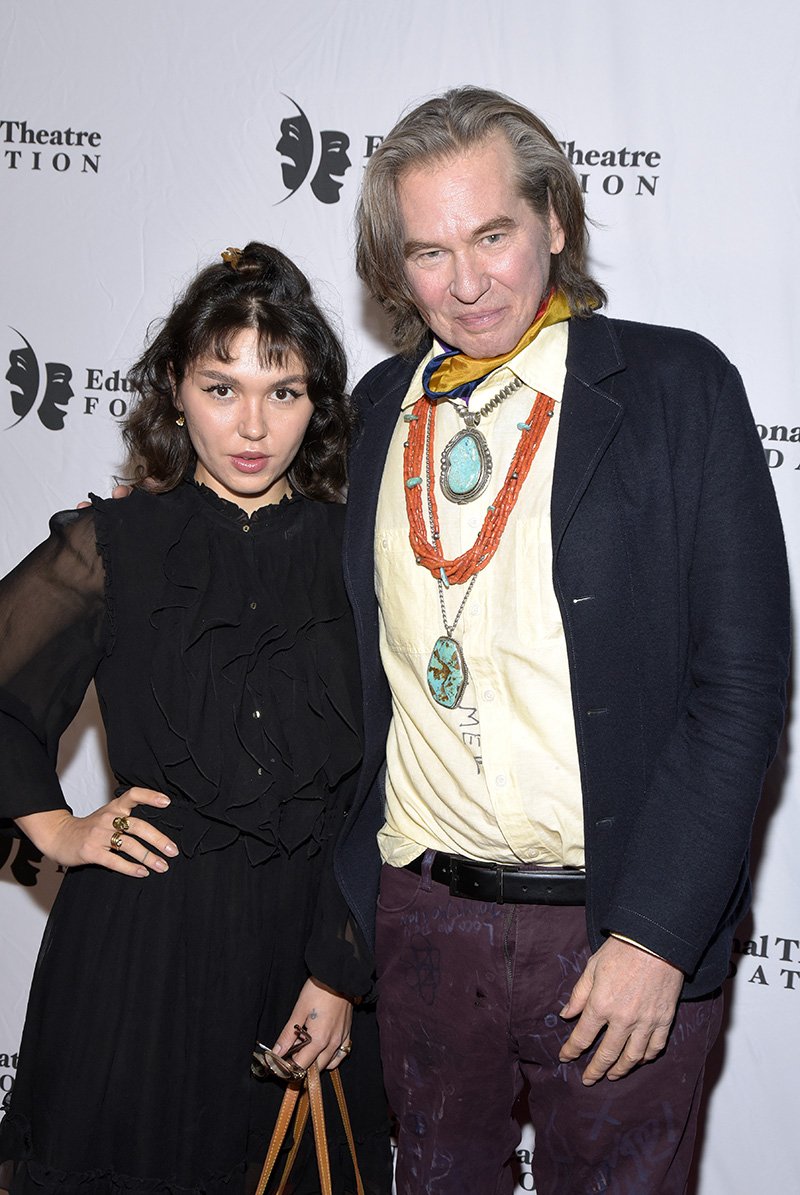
344, 356, 418, 634
551, 315, 627, 552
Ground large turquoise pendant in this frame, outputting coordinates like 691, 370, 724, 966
427, 635, 469, 708
440, 428, 492, 504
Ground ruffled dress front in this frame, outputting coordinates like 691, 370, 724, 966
0, 481, 390, 1194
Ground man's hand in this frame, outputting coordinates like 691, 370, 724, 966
558, 936, 684, 1085
77, 483, 132, 510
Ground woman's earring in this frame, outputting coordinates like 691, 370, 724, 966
175, 414, 185, 427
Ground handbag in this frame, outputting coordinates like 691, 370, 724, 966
255, 1061, 364, 1195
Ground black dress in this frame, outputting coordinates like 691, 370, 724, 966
0, 481, 391, 1194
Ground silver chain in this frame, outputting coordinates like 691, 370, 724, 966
449, 373, 524, 428
422, 402, 479, 638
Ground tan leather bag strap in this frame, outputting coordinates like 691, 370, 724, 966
255, 1080, 306, 1195
331, 1069, 365, 1195
307, 1063, 332, 1193
255, 1063, 364, 1195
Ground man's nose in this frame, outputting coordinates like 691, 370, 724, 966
449, 252, 490, 304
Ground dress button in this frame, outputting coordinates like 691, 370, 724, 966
483, 689, 494, 702
250, 601, 257, 610
242, 524, 251, 533
496, 774, 506, 788
253, 709, 261, 719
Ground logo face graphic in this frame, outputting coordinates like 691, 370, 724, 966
275, 96, 352, 204
0, 835, 43, 887
6, 329, 74, 430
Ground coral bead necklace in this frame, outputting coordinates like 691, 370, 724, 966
403, 387, 555, 707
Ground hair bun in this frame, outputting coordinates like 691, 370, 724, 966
232, 241, 312, 305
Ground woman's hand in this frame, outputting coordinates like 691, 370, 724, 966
272, 977, 354, 1072
15, 787, 178, 878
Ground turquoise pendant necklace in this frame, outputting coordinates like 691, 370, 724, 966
419, 399, 478, 709
427, 574, 478, 709
440, 375, 524, 504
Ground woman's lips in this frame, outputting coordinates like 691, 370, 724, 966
230, 454, 268, 474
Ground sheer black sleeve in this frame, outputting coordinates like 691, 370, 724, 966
304, 795, 377, 999
0, 508, 107, 821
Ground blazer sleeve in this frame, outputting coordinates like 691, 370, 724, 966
603, 359, 790, 974
0, 508, 107, 822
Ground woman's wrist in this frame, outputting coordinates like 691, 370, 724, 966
15, 808, 73, 858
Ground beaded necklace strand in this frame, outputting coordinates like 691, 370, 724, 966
403, 389, 555, 587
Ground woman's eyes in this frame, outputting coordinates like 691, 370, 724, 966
201, 384, 304, 402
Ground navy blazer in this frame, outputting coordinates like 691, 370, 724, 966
336, 313, 790, 999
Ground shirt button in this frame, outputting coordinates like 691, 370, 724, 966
483, 689, 494, 702
496, 774, 506, 788
253, 709, 261, 719
250, 601, 257, 610
242, 524, 251, 533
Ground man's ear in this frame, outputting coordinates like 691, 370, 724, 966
549, 206, 566, 255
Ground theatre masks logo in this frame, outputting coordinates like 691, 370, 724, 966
4, 328, 135, 431
275, 96, 352, 204
5, 329, 73, 430
0, 836, 43, 889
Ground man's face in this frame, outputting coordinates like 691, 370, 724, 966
398, 134, 565, 359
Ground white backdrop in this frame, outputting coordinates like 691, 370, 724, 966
1, 2, 798, 1191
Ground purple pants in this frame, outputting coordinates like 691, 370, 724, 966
376, 859, 723, 1195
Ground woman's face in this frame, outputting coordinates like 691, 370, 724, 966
175, 327, 314, 513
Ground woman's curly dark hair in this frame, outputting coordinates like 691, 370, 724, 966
124, 242, 355, 502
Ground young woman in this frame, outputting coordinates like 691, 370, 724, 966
0, 243, 390, 1194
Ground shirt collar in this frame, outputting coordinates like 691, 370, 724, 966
400, 319, 570, 410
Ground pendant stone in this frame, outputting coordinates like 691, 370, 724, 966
427, 635, 468, 708
440, 428, 492, 504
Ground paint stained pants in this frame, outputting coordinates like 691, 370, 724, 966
376, 859, 723, 1195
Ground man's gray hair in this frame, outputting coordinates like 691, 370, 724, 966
356, 85, 606, 355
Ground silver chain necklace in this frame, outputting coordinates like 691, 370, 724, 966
422, 401, 477, 709
439, 375, 524, 504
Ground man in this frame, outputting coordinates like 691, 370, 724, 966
335, 86, 790, 1194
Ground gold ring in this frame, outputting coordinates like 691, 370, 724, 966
110, 831, 125, 851
335, 1041, 352, 1057
112, 815, 130, 833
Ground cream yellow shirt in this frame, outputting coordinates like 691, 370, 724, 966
375, 322, 585, 868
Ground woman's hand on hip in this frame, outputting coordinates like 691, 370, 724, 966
272, 976, 354, 1072
15, 787, 178, 877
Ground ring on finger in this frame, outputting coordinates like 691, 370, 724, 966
110, 830, 125, 851
335, 1041, 352, 1057
112, 815, 130, 833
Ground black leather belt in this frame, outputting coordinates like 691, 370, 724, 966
404, 852, 586, 905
